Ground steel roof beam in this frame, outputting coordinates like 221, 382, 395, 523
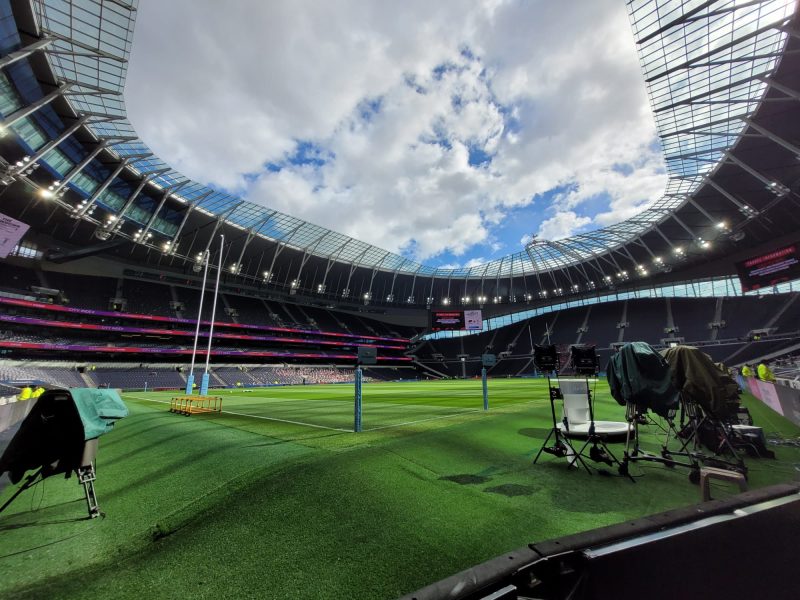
725, 153, 788, 191
741, 117, 800, 157
5, 114, 89, 183
686, 197, 718, 225
756, 74, 800, 100
166, 190, 213, 254
140, 180, 190, 238
0, 82, 72, 130
112, 167, 171, 229
0, 37, 53, 70
234, 214, 275, 277
77, 158, 130, 216
42, 33, 128, 63
706, 179, 756, 212
654, 73, 767, 114
636, 0, 717, 45
646, 17, 789, 83
48, 140, 108, 196
294, 229, 330, 283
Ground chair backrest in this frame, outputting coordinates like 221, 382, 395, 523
560, 379, 590, 425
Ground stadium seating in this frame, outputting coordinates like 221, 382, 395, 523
93, 367, 185, 390
416, 292, 800, 375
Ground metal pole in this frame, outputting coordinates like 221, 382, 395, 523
200, 235, 224, 395
481, 367, 488, 411
185, 250, 210, 394
354, 367, 362, 432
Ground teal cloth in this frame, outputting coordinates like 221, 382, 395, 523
606, 341, 680, 418
69, 388, 129, 440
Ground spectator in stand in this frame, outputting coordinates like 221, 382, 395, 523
757, 362, 776, 382
741, 365, 753, 378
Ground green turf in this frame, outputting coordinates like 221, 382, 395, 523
1, 379, 798, 599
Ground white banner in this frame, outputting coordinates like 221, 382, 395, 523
0, 212, 29, 258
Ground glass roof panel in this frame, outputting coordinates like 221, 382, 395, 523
31, 0, 797, 277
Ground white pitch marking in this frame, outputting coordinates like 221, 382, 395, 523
363, 409, 482, 431
122, 394, 351, 432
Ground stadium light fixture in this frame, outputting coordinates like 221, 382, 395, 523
442, 297, 450, 305
674, 246, 684, 255
39, 189, 54, 198
716, 221, 727, 230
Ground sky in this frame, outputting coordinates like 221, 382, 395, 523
125, 0, 668, 270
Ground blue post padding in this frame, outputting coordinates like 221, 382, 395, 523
482, 367, 489, 411
200, 372, 210, 396
354, 367, 362, 432
185, 373, 195, 395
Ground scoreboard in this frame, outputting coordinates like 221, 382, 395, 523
735, 243, 800, 293
430, 309, 483, 332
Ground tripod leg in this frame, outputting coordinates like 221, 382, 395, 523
534, 427, 557, 464
0, 469, 43, 515
77, 464, 100, 519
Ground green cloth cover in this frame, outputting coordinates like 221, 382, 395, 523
69, 388, 129, 440
606, 341, 679, 418
660, 346, 740, 417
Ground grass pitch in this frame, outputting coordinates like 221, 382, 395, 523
1, 378, 799, 599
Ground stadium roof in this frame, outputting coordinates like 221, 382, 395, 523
19, 0, 798, 280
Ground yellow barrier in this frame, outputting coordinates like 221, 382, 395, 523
169, 395, 223, 416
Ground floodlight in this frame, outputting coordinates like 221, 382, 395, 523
533, 344, 559, 372
570, 345, 597, 376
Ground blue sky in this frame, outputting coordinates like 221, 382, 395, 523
126, 0, 668, 269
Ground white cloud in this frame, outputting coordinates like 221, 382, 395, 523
537, 211, 592, 241
125, 0, 666, 261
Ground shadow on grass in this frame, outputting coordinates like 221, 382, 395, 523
484, 483, 536, 497
518, 427, 550, 439
0, 513, 91, 531
439, 474, 491, 485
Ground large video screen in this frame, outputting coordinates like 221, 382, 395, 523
430, 309, 483, 331
735, 243, 800, 293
